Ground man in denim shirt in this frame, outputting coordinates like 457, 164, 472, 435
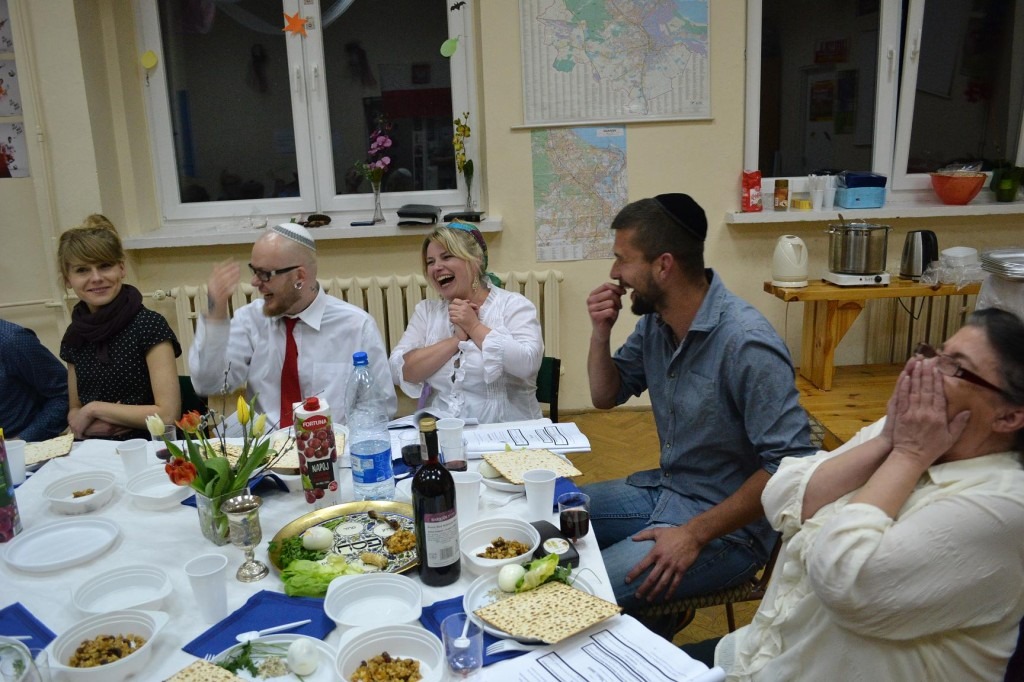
583, 194, 814, 623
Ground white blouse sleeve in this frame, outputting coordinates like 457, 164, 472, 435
478, 292, 544, 384
389, 301, 434, 400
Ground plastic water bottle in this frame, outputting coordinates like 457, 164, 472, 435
345, 351, 395, 501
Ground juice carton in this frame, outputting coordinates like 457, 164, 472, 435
0, 428, 24, 542
294, 397, 340, 508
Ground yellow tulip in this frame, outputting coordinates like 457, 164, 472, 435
236, 395, 251, 425
252, 413, 267, 438
146, 414, 166, 438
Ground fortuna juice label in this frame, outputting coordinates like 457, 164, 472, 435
294, 398, 340, 508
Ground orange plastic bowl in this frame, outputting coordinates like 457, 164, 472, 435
930, 172, 986, 205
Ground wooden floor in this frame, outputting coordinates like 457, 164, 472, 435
564, 409, 759, 646
796, 363, 901, 450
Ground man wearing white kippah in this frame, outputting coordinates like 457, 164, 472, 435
189, 223, 396, 432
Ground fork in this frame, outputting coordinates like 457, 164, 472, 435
487, 492, 525, 508
204, 653, 217, 662
485, 639, 546, 656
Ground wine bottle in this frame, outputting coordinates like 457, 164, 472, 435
412, 417, 461, 586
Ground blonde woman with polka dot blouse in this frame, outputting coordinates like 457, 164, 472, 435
58, 215, 181, 440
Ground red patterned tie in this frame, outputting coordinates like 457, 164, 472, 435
280, 317, 300, 428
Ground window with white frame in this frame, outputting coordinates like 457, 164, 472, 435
746, 0, 1024, 193
137, 0, 476, 222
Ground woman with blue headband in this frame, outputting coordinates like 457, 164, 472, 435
389, 223, 543, 423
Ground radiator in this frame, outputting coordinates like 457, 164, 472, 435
864, 292, 978, 363
170, 269, 564, 374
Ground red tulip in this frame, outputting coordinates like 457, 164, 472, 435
176, 411, 203, 435
165, 457, 197, 486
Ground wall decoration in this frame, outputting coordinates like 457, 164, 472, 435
0, 0, 13, 52
0, 121, 29, 177
520, 0, 710, 125
0, 59, 22, 116
283, 11, 307, 37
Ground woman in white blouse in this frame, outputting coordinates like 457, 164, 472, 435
390, 222, 543, 423
717, 307, 1024, 681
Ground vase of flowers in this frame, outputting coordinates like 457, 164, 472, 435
357, 116, 393, 223
149, 396, 279, 545
453, 111, 474, 211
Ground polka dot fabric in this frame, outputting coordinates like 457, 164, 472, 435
61, 308, 181, 415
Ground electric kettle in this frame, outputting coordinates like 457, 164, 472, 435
900, 230, 939, 280
772, 235, 808, 288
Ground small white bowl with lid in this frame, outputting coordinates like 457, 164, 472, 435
324, 573, 422, 629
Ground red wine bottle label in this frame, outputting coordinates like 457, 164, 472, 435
422, 508, 459, 567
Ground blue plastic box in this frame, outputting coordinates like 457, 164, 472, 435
836, 186, 886, 209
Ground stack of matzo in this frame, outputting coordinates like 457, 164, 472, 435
481, 449, 581, 484
473, 581, 621, 643
164, 660, 243, 681
24, 433, 74, 467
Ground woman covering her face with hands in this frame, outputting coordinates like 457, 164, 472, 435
58, 215, 181, 439
716, 307, 1024, 681
389, 222, 543, 423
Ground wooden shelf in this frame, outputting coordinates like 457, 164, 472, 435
765, 278, 981, 302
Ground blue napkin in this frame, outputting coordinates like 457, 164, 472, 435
552, 477, 583, 512
182, 590, 334, 658
420, 596, 528, 666
0, 603, 56, 650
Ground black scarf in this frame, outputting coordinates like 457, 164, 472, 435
62, 284, 144, 364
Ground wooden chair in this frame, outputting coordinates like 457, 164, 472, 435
635, 537, 782, 639
536, 356, 561, 422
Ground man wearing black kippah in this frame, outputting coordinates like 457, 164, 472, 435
583, 194, 815, 631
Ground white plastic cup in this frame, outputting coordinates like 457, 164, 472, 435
823, 186, 837, 210
522, 469, 557, 521
451, 471, 482, 528
436, 417, 466, 467
116, 439, 149, 479
811, 189, 824, 211
184, 553, 229, 623
5, 439, 26, 485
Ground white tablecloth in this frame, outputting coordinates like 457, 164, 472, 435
0, 426, 615, 680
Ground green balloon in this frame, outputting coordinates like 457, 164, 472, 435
440, 37, 459, 57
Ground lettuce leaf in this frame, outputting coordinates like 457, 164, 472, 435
280, 555, 364, 597
515, 553, 570, 592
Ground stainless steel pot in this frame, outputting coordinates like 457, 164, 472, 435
826, 221, 891, 274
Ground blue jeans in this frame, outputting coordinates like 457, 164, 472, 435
581, 479, 762, 611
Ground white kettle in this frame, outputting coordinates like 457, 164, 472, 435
772, 235, 808, 287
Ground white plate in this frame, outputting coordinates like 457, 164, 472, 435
213, 634, 335, 682
480, 476, 525, 493
3, 518, 121, 573
126, 468, 191, 510
463, 572, 597, 643
395, 477, 412, 501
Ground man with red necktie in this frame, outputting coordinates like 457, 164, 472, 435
189, 223, 395, 433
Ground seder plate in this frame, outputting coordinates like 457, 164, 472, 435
268, 501, 417, 574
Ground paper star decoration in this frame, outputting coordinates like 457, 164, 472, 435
283, 12, 307, 37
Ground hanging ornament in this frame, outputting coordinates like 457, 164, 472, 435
440, 37, 459, 57
140, 50, 159, 70
283, 12, 307, 37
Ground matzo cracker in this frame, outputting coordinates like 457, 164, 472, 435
481, 449, 581, 485
473, 580, 620, 643
24, 433, 73, 466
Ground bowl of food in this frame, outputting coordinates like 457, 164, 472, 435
43, 471, 116, 514
460, 517, 541, 576
334, 624, 443, 682
73, 565, 172, 615
48, 609, 168, 682
324, 573, 422, 629
930, 171, 987, 205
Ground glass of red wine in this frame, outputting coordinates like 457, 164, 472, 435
151, 423, 177, 461
557, 491, 591, 544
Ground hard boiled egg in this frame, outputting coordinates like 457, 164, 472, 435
301, 526, 334, 550
287, 637, 319, 675
497, 564, 526, 592
479, 461, 501, 479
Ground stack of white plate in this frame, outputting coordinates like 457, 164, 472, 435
981, 248, 1024, 280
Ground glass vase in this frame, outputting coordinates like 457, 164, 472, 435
195, 488, 246, 546
371, 179, 385, 223
463, 173, 474, 212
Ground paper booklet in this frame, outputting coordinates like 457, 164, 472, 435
464, 422, 591, 456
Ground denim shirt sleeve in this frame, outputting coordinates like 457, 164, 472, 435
611, 316, 654, 405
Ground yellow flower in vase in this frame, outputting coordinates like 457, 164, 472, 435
453, 112, 474, 211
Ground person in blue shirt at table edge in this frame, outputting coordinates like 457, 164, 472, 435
583, 193, 815, 621
0, 319, 69, 441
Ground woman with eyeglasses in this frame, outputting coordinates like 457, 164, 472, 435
58, 215, 181, 439
715, 307, 1024, 681
389, 222, 543, 423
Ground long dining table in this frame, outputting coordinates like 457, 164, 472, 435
0, 420, 629, 679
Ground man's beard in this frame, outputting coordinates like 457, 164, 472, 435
628, 274, 664, 315
631, 293, 657, 316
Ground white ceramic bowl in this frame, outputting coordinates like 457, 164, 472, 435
73, 565, 172, 615
460, 517, 541, 575
48, 610, 168, 682
125, 468, 191, 510
324, 573, 422, 629
335, 624, 443, 682
43, 471, 116, 514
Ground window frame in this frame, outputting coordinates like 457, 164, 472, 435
135, 0, 478, 226
744, 0, 1024, 198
